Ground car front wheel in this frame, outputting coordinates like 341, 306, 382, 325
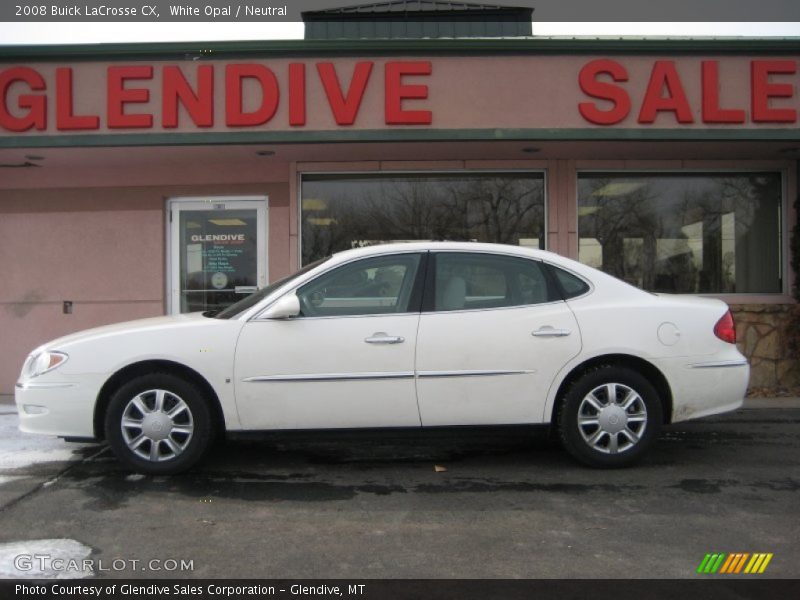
104, 373, 214, 475
558, 366, 662, 468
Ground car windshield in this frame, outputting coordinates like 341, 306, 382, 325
209, 257, 330, 320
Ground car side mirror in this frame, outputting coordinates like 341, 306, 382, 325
262, 293, 300, 320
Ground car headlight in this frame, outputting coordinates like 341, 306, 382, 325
21, 350, 69, 379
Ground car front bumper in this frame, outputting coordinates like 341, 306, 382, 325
15, 377, 101, 438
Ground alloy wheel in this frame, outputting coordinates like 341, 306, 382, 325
120, 388, 195, 462
576, 382, 648, 454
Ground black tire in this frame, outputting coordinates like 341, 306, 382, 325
558, 365, 662, 468
104, 373, 214, 475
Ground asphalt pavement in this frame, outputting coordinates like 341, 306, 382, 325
0, 394, 798, 579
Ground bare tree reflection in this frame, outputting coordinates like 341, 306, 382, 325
302, 174, 545, 264
577, 173, 781, 294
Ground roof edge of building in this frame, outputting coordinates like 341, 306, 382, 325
1, 36, 799, 62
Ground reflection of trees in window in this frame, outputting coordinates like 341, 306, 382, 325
302, 174, 545, 264
577, 173, 781, 294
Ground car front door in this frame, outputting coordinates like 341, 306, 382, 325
415, 251, 582, 426
234, 252, 426, 430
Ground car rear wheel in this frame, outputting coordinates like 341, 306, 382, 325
558, 366, 662, 468
104, 373, 214, 475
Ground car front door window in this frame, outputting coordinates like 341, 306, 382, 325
297, 254, 422, 317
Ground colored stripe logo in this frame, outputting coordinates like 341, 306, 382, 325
697, 553, 773, 574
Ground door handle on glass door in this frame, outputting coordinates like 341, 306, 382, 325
364, 332, 405, 344
532, 326, 571, 337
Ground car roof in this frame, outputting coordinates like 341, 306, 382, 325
329, 241, 563, 264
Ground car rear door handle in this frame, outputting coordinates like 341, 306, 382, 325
365, 332, 405, 344
532, 326, 571, 338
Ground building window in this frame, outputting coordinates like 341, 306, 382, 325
301, 172, 545, 265
577, 172, 783, 294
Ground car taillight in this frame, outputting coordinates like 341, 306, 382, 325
714, 310, 736, 344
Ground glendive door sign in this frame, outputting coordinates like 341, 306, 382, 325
0, 57, 797, 134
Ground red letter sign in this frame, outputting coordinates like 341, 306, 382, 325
385, 61, 432, 125
225, 64, 279, 127
751, 60, 797, 123
638, 61, 694, 124
317, 62, 373, 126
162, 65, 213, 128
107, 66, 154, 129
288, 63, 306, 127
0, 67, 46, 132
578, 59, 631, 125
701, 61, 745, 123
56, 67, 100, 130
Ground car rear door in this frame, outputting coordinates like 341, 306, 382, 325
414, 251, 582, 426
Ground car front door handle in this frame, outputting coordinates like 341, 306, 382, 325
532, 326, 571, 338
364, 332, 405, 344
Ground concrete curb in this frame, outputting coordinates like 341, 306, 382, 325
742, 397, 800, 409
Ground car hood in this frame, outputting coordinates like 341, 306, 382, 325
35, 312, 216, 352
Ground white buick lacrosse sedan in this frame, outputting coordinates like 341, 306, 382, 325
16, 242, 749, 474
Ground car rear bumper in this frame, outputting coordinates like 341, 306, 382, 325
654, 356, 749, 423
15, 379, 99, 438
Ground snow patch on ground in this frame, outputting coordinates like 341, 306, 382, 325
0, 476, 26, 486
0, 413, 84, 470
0, 539, 93, 579
125, 474, 145, 482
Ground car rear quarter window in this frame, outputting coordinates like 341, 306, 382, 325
549, 265, 591, 299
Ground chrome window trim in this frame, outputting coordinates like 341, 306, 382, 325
264, 311, 420, 322
420, 300, 565, 316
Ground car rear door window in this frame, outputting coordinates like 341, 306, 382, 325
432, 253, 555, 312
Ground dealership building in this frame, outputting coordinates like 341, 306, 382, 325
1, 2, 799, 394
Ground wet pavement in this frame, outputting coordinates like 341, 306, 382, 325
0, 404, 798, 579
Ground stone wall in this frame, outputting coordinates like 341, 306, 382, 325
732, 304, 800, 390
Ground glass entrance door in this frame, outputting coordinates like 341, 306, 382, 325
168, 197, 268, 314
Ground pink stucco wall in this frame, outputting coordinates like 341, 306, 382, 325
0, 181, 290, 393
